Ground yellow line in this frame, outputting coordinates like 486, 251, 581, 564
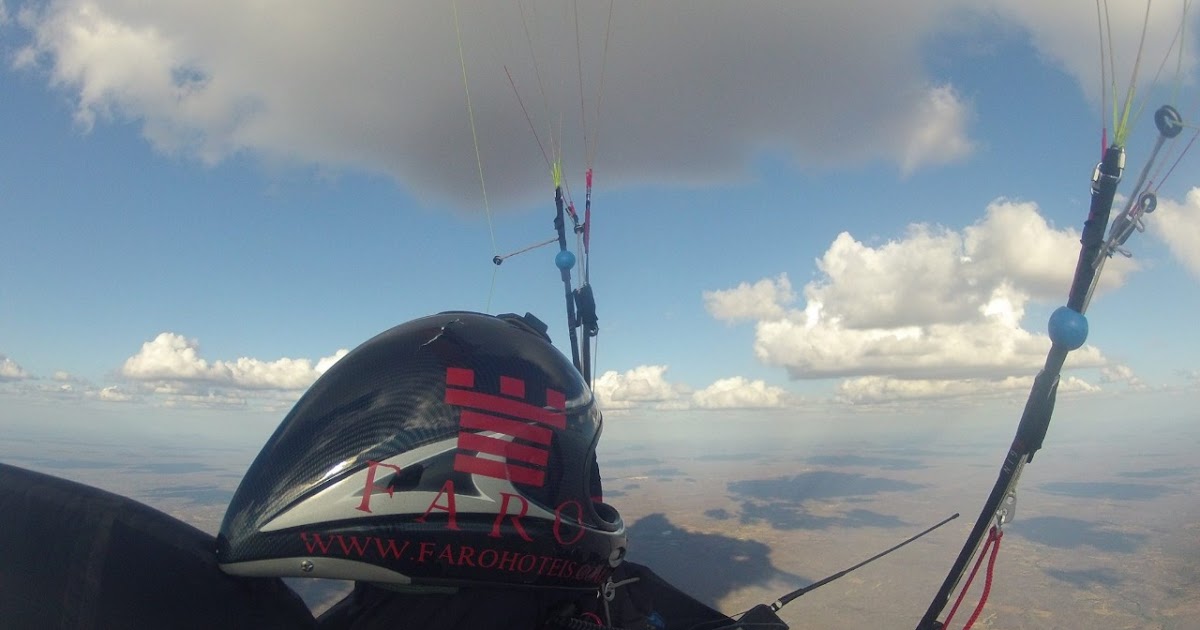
451, 0, 498, 311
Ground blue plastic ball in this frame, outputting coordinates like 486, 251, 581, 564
1048, 306, 1088, 350
555, 250, 576, 270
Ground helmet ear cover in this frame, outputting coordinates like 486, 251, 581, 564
217, 312, 626, 591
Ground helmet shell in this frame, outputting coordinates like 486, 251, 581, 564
217, 312, 625, 590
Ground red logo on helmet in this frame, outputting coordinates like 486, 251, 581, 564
444, 367, 566, 488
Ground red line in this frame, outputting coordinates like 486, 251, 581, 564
454, 454, 545, 487
460, 411, 553, 445
457, 432, 549, 466
545, 388, 565, 409
445, 389, 566, 428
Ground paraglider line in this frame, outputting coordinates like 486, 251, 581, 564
493, 235, 559, 265
507, 66, 553, 172
771, 513, 960, 611
450, 0, 498, 310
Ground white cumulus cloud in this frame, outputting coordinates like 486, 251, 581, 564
594, 366, 794, 411
835, 374, 1099, 405
1151, 188, 1200, 280
708, 201, 1133, 400
1, 355, 30, 381
1099, 363, 1148, 391
691, 377, 789, 409
593, 365, 685, 410
704, 274, 795, 323
121, 332, 348, 391
98, 385, 134, 402
806, 201, 1134, 331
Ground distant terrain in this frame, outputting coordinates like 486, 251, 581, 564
2, 410, 1197, 628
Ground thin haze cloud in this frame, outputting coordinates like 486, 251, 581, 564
10, 1, 1189, 208
3, 0, 1085, 207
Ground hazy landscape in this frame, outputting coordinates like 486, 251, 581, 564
3, 401, 1198, 629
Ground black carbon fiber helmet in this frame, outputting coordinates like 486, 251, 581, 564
217, 312, 626, 590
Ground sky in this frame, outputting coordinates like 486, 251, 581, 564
2, 0, 1200, 442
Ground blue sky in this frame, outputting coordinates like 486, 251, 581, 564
2, 1, 1199, 439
